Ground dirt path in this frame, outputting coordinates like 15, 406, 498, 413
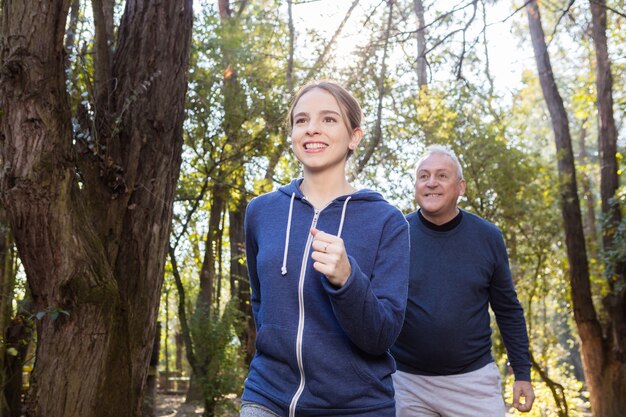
156, 393, 239, 417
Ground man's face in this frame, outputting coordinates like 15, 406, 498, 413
414, 153, 466, 225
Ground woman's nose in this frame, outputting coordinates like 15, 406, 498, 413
306, 120, 320, 135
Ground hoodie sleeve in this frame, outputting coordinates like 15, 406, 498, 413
244, 198, 261, 330
321, 209, 410, 355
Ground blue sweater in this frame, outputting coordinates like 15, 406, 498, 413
242, 179, 410, 417
391, 209, 531, 381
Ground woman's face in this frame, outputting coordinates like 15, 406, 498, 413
290, 88, 362, 174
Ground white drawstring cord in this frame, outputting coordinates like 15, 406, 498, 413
281, 192, 296, 275
337, 196, 351, 238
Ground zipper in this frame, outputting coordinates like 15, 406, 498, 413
288, 207, 321, 417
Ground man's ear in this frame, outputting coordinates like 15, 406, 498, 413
458, 179, 467, 196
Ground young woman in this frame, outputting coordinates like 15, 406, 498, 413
240, 80, 409, 417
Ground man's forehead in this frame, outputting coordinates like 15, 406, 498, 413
417, 153, 456, 170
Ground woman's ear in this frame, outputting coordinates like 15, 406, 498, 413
349, 128, 363, 150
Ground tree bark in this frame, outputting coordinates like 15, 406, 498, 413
576, 122, 599, 258
352, 0, 394, 179
413, 0, 427, 86
590, 0, 621, 255
526, 1, 626, 415
3, 298, 33, 417
0, 209, 16, 417
589, 2, 626, 414
230, 189, 254, 363
0, 1, 193, 416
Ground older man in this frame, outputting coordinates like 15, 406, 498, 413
391, 145, 534, 416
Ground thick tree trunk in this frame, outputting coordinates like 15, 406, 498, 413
0, 1, 193, 416
589, 8, 626, 412
526, 2, 626, 415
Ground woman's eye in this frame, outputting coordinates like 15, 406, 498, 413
294, 118, 306, 124
323, 116, 337, 123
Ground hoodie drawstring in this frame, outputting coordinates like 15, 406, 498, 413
282, 194, 352, 275
337, 196, 351, 238
281, 192, 296, 276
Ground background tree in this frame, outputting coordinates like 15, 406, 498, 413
526, 1, 625, 415
0, 1, 193, 416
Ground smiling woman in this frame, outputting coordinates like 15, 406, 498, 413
289, 86, 362, 187
239, 80, 410, 417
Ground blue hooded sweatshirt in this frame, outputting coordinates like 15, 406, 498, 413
242, 178, 409, 417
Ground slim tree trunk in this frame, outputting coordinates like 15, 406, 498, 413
576, 122, 599, 258
413, 0, 427, 86
590, 0, 621, 253
142, 322, 160, 417
2, 297, 33, 417
0, 1, 193, 416
0, 210, 16, 417
230, 189, 254, 363
352, 0, 394, 179
526, 2, 626, 415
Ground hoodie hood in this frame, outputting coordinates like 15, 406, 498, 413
278, 178, 387, 203
278, 178, 386, 276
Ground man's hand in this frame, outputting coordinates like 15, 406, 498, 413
513, 380, 535, 412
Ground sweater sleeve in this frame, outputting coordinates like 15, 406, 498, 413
244, 199, 261, 331
321, 210, 410, 355
489, 229, 532, 381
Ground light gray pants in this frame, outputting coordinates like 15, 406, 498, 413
240, 402, 282, 417
392, 362, 506, 417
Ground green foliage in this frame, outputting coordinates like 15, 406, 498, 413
190, 300, 246, 414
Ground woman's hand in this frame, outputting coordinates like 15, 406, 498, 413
310, 228, 352, 287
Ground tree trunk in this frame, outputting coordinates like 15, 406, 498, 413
230, 191, 254, 363
352, 0, 394, 179
0, 1, 193, 416
2, 298, 33, 417
576, 122, 599, 257
589, 10, 626, 410
142, 322, 161, 417
0, 210, 16, 417
590, 0, 622, 255
413, 0, 427, 86
526, 2, 626, 415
